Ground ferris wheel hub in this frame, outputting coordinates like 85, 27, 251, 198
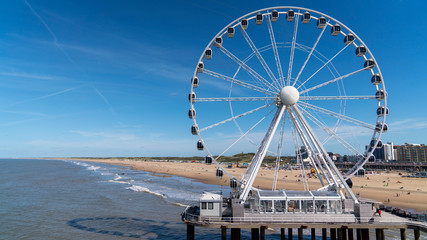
279, 86, 300, 106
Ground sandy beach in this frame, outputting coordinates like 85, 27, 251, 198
69, 158, 427, 212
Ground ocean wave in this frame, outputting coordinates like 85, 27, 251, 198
108, 180, 130, 185
173, 202, 190, 208
126, 185, 166, 198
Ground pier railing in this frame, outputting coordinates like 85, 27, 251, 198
182, 212, 409, 225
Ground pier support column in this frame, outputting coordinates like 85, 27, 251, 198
298, 228, 303, 240
251, 228, 259, 240
288, 228, 293, 240
375, 229, 384, 240
231, 228, 241, 240
330, 228, 337, 240
311, 228, 316, 240
400, 228, 406, 240
341, 227, 348, 240
356, 229, 362, 240
338, 228, 343, 240
361, 228, 370, 240
187, 224, 195, 240
322, 228, 327, 240
414, 227, 420, 240
221, 226, 227, 240
348, 228, 354, 240
280, 228, 285, 240
260, 226, 267, 240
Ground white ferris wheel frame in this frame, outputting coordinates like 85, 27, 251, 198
189, 6, 387, 203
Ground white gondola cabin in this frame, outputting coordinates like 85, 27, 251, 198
227, 27, 235, 38
286, 9, 295, 22
205, 156, 212, 165
301, 12, 311, 24
197, 61, 204, 73
205, 48, 212, 59
188, 108, 196, 119
192, 77, 199, 88
377, 106, 389, 117
197, 140, 204, 150
344, 34, 355, 45
317, 16, 326, 28
191, 125, 198, 135
188, 92, 196, 103
356, 45, 367, 57
230, 179, 238, 188
256, 13, 263, 25
364, 58, 375, 69
331, 24, 341, 36
271, 10, 279, 22
375, 89, 385, 101
214, 37, 222, 48
371, 74, 382, 85
216, 168, 223, 178
376, 123, 388, 133
241, 19, 248, 30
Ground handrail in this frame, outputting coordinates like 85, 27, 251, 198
182, 212, 411, 224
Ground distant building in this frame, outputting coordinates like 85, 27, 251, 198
328, 152, 341, 161
372, 142, 394, 162
395, 143, 427, 162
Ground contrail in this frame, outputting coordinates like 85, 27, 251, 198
1, 85, 86, 108
92, 86, 117, 117
23, 0, 81, 70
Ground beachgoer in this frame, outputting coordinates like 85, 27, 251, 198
379, 209, 382, 217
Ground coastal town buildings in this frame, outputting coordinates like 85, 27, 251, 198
394, 143, 427, 162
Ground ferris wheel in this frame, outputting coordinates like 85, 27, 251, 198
188, 6, 387, 203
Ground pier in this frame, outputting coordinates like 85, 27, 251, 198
184, 212, 427, 239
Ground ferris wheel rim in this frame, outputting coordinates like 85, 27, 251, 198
189, 6, 387, 188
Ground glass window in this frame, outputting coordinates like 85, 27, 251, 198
274, 200, 286, 212
287, 200, 300, 212
202, 202, 207, 209
329, 200, 342, 213
260, 200, 272, 212
208, 202, 213, 210
302, 200, 314, 212
315, 200, 327, 213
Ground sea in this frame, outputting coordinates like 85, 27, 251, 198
0, 159, 424, 239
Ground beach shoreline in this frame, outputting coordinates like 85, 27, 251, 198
59, 158, 427, 212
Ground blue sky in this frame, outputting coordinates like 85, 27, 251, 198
0, 0, 426, 158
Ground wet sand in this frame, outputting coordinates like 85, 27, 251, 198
69, 158, 427, 212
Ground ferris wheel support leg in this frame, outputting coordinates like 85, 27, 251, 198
288, 109, 327, 187
239, 105, 285, 203
292, 105, 358, 203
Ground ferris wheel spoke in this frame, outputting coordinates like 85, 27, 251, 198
300, 107, 363, 156
297, 44, 350, 90
199, 102, 274, 132
239, 26, 281, 90
299, 67, 369, 95
292, 21, 328, 87
298, 101, 375, 130
196, 97, 275, 102
203, 69, 276, 96
219, 46, 280, 91
214, 107, 276, 163
266, 14, 285, 87
287, 11, 300, 85
300, 95, 376, 101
